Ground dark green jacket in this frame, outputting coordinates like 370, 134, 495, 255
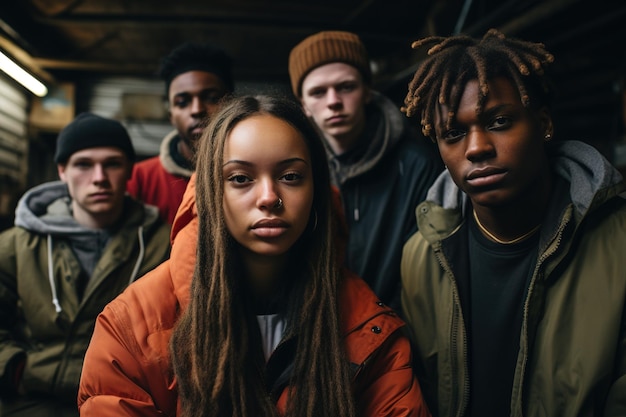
401, 140, 626, 417
0, 181, 170, 416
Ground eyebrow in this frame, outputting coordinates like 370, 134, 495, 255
223, 157, 309, 167
173, 87, 224, 97
70, 157, 126, 164
305, 78, 358, 92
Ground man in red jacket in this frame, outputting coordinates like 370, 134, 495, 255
126, 42, 234, 224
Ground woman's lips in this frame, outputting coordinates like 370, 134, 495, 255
251, 218, 289, 238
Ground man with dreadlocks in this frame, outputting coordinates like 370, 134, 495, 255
400, 29, 626, 416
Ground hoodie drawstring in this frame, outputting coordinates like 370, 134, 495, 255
128, 226, 145, 285
353, 186, 360, 222
47, 226, 145, 313
47, 234, 62, 313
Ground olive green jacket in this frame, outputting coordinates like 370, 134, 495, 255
0, 181, 170, 416
401, 141, 626, 417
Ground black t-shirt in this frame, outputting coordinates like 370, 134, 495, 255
465, 215, 539, 417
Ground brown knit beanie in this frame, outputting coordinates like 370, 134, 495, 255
288, 31, 371, 97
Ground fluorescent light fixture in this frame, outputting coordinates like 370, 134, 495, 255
0, 50, 47, 97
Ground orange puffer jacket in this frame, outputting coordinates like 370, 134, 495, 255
77, 175, 430, 417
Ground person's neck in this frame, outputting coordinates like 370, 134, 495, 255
241, 250, 288, 300
176, 137, 195, 164
324, 121, 366, 156
472, 177, 552, 244
71, 202, 122, 230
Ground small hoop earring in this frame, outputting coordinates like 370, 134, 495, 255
544, 133, 552, 141
275, 198, 283, 209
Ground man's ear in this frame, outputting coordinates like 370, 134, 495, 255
300, 98, 313, 117
364, 85, 372, 104
538, 107, 554, 139
126, 163, 134, 181
57, 164, 67, 182
164, 98, 173, 122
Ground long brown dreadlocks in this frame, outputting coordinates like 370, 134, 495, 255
170, 95, 356, 417
402, 28, 555, 140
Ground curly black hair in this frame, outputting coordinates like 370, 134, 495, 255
158, 41, 234, 95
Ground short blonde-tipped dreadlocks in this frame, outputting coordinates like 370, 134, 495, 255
402, 29, 555, 139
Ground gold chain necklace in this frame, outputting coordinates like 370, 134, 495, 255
472, 209, 541, 245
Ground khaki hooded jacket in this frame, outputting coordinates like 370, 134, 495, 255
401, 140, 626, 417
0, 181, 171, 416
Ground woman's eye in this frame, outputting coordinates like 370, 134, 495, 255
281, 172, 303, 182
228, 174, 250, 184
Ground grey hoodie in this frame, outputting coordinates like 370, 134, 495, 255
13, 180, 161, 313
0, 180, 170, 415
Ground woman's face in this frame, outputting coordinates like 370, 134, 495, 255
223, 114, 314, 258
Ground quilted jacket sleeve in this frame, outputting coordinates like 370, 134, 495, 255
77, 278, 178, 417
0, 228, 26, 398
355, 327, 431, 417
338, 272, 431, 417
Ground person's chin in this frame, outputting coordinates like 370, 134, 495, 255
325, 124, 353, 138
180, 134, 199, 147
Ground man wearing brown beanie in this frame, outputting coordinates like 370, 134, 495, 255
289, 31, 443, 311
0, 112, 170, 416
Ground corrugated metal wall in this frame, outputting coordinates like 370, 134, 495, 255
0, 73, 29, 226
0, 74, 28, 186
78, 76, 291, 159
78, 76, 171, 158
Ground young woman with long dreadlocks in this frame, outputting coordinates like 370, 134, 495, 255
77, 95, 431, 417
400, 29, 626, 417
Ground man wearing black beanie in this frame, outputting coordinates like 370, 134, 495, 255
127, 41, 234, 225
0, 112, 170, 416
54, 112, 136, 164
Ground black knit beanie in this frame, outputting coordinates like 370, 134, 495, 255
54, 112, 135, 164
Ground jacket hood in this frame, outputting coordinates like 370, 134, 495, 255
327, 90, 410, 184
15, 180, 161, 235
170, 173, 197, 244
160, 130, 194, 178
15, 180, 162, 314
168, 173, 197, 306
15, 181, 95, 235
426, 140, 624, 216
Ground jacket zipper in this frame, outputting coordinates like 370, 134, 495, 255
434, 245, 469, 417
513, 209, 571, 417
